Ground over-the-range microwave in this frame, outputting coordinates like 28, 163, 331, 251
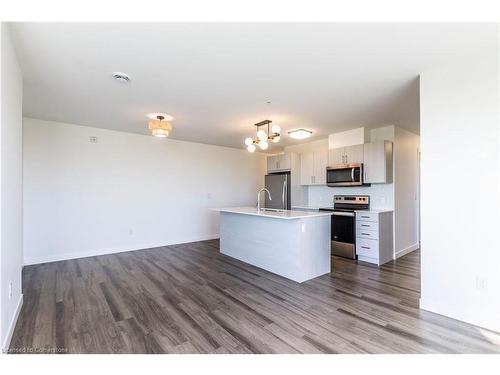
326, 163, 367, 187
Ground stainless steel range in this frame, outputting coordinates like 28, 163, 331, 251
319, 195, 370, 259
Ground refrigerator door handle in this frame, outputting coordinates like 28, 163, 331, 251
282, 179, 286, 209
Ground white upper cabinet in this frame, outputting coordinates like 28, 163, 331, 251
267, 153, 292, 172
363, 141, 393, 184
300, 150, 328, 185
278, 153, 291, 170
313, 149, 328, 185
299, 152, 314, 185
267, 155, 278, 172
345, 144, 364, 164
329, 148, 344, 165
328, 144, 364, 165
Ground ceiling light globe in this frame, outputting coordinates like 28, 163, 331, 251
259, 140, 269, 150
244, 137, 254, 146
257, 129, 267, 141
247, 144, 256, 153
271, 124, 281, 134
272, 135, 280, 143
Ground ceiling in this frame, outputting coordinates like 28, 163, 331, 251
10, 23, 498, 150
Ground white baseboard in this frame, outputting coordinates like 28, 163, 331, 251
420, 298, 500, 333
23, 234, 220, 265
395, 243, 419, 259
2, 294, 23, 352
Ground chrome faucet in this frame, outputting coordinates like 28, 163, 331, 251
257, 188, 272, 211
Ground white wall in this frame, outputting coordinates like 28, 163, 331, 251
285, 138, 329, 155
394, 126, 420, 257
0, 23, 24, 350
328, 127, 366, 149
420, 51, 500, 332
23, 118, 266, 265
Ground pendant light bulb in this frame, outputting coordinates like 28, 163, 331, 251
257, 129, 267, 141
272, 135, 280, 143
259, 140, 269, 150
247, 144, 256, 153
271, 124, 281, 134
244, 137, 254, 146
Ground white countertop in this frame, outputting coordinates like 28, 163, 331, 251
213, 206, 334, 220
291, 205, 321, 211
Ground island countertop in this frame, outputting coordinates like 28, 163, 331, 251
213, 206, 334, 220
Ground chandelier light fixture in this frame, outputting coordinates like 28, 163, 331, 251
148, 115, 173, 138
244, 120, 281, 152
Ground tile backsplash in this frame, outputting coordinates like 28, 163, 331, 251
308, 184, 394, 209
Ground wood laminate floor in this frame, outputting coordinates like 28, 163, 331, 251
9, 240, 500, 354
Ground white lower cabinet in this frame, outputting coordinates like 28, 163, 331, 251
355, 210, 393, 266
356, 238, 379, 259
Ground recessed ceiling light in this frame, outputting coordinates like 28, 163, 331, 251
288, 129, 312, 139
146, 112, 174, 122
112, 72, 131, 83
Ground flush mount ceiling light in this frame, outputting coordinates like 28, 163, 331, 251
148, 115, 173, 138
288, 129, 312, 140
244, 120, 281, 152
112, 72, 131, 83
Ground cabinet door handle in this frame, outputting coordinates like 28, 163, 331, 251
361, 224, 370, 227
361, 232, 370, 236
361, 246, 370, 249
361, 216, 370, 219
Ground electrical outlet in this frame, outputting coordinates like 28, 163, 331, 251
301, 224, 306, 233
475, 277, 488, 291
89, 136, 98, 143
129, 229, 133, 236
9, 282, 12, 299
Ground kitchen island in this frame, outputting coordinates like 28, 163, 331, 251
214, 207, 333, 283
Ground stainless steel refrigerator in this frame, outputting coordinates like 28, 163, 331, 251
264, 172, 291, 210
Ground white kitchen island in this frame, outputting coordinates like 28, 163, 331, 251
214, 207, 333, 283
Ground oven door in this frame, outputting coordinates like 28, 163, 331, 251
326, 164, 362, 187
331, 211, 356, 259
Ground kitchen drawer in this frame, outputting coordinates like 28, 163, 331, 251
356, 228, 379, 240
356, 220, 379, 231
356, 212, 379, 222
356, 238, 379, 258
